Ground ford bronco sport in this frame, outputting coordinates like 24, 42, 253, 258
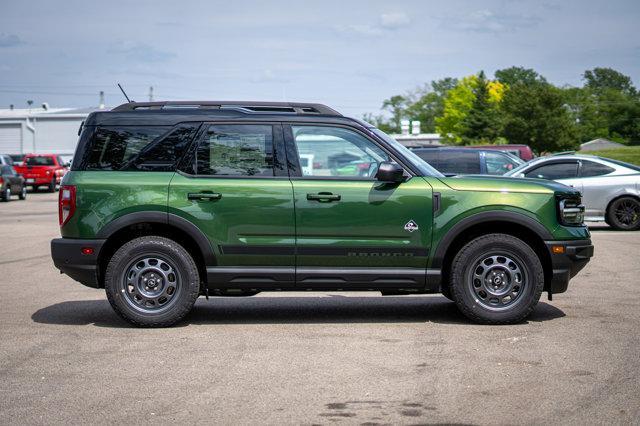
51, 101, 593, 327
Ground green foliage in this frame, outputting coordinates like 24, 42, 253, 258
495, 66, 547, 86
366, 66, 640, 152
580, 146, 640, 166
501, 83, 578, 153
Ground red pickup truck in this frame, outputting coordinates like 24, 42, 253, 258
14, 154, 69, 192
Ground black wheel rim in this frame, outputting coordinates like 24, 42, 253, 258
121, 255, 182, 314
467, 253, 528, 311
614, 199, 640, 228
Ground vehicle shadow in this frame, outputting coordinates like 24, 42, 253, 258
31, 296, 565, 328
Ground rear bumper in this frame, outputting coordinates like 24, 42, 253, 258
545, 239, 594, 294
51, 238, 105, 288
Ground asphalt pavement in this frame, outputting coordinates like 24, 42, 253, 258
0, 192, 638, 425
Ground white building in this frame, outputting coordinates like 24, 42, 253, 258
391, 119, 442, 147
0, 105, 104, 155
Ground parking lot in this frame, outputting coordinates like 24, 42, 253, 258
0, 192, 638, 425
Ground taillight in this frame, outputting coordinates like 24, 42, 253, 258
0, 177, 3, 185
59, 185, 76, 226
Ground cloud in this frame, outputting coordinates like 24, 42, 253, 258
108, 42, 176, 62
447, 10, 542, 33
336, 12, 411, 37
250, 69, 290, 83
0, 33, 24, 48
380, 13, 411, 30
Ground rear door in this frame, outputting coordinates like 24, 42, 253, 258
168, 122, 296, 288
285, 124, 433, 289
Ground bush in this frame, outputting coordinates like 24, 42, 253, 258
580, 146, 640, 166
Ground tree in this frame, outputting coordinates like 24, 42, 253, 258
459, 71, 503, 144
436, 72, 504, 144
501, 83, 578, 153
380, 95, 408, 133
583, 67, 636, 95
495, 66, 547, 87
403, 78, 458, 133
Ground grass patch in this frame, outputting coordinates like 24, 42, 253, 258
579, 146, 640, 166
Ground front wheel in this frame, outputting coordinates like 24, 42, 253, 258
1, 187, 10, 201
606, 197, 640, 231
18, 186, 27, 200
47, 178, 56, 193
105, 236, 200, 327
449, 233, 544, 324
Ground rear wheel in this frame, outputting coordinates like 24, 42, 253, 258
1, 186, 10, 201
606, 197, 640, 231
105, 236, 200, 327
47, 178, 56, 193
449, 233, 544, 324
18, 186, 27, 200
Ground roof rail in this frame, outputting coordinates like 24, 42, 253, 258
111, 101, 341, 116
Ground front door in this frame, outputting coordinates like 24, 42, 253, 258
285, 124, 433, 289
168, 122, 296, 288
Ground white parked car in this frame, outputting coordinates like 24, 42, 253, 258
505, 154, 640, 230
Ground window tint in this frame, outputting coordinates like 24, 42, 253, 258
484, 151, 521, 175
292, 125, 389, 178
525, 162, 578, 180
196, 124, 273, 176
438, 150, 480, 174
413, 150, 439, 168
123, 124, 198, 172
580, 160, 615, 177
25, 156, 55, 166
85, 126, 170, 170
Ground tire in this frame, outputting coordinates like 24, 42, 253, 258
105, 236, 200, 327
1, 187, 10, 202
606, 197, 640, 231
47, 178, 56, 193
18, 186, 27, 200
449, 233, 544, 325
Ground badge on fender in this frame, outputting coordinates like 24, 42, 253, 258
404, 220, 419, 232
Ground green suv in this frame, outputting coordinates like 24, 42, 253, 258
51, 101, 593, 327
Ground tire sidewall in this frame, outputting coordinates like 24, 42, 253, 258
607, 197, 640, 231
450, 234, 544, 324
105, 237, 200, 327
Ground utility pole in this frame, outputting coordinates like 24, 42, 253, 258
149, 86, 154, 102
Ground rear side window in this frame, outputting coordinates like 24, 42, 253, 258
525, 162, 579, 180
413, 150, 439, 168
580, 160, 615, 177
25, 156, 55, 166
438, 150, 480, 174
84, 126, 170, 171
195, 124, 274, 176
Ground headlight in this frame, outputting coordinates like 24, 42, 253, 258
558, 197, 585, 226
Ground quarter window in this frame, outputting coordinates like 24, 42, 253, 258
291, 126, 389, 178
525, 162, 579, 180
85, 126, 170, 170
196, 124, 274, 176
580, 160, 615, 177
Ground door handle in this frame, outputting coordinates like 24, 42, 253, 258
188, 192, 222, 201
307, 192, 341, 202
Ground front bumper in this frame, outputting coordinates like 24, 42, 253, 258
51, 238, 105, 288
545, 239, 594, 294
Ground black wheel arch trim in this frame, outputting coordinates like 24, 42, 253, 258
95, 211, 216, 266
431, 210, 554, 269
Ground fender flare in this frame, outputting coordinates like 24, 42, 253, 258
96, 211, 216, 265
431, 210, 553, 269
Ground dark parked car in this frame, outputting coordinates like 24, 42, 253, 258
412, 147, 523, 176
1, 164, 27, 201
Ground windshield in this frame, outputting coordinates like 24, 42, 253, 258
371, 129, 444, 177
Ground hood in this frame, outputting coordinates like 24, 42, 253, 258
439, 174, 578, 195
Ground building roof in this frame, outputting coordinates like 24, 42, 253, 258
580, 138, 625, 151
0, 106, 107, 119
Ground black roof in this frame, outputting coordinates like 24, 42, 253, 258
83, 100, 348, 127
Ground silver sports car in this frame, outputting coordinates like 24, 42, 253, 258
505, 154, 640, 230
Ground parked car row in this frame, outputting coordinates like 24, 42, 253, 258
0, 153, 70, 201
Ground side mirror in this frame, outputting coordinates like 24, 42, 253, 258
375, 161, 405, 183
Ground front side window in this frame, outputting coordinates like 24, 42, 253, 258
292, 126, 389, 178
485, 151, 521, 175
580, 160, 615, 178
525, 162, 579, 180
85, 126, 170, 170
196, 124, 273, 176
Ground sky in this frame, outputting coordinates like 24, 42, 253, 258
0, 0, 638, 117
